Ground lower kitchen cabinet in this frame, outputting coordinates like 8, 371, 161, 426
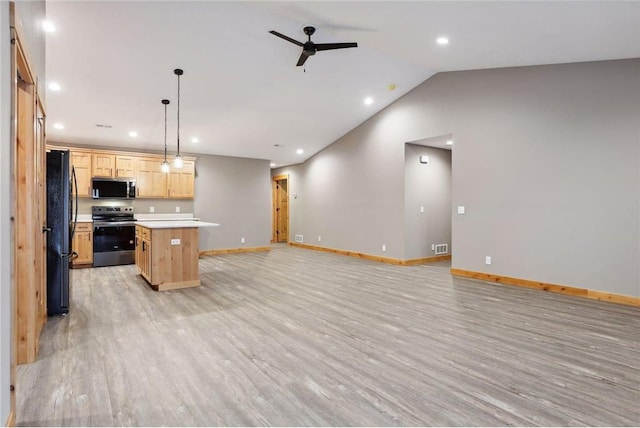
135, 223, 202, 291
72, 222, 93, 268
135, 225, 152, 282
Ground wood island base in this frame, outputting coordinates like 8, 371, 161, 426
135, 224, 203, 291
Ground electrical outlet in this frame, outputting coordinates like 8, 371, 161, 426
420, 206, 424, 213
457, 206, 465, 214
431, 244, 435, 251
485, 256, 492, 265
175, 206, 180, 213
241, 237, 245, 244
382, 244, 386, 252
171, 239, 180, 245
149, 206, 155, 213
318, 236, 321, 242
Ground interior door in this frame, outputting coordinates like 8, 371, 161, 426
272, 175, 289, 243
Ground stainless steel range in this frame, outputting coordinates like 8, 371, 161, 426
92, 206, 136, 267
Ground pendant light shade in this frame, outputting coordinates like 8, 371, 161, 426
174, 68, 184, 169
161, 99, 171, 173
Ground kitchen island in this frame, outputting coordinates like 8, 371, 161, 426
135, 220, 219, 291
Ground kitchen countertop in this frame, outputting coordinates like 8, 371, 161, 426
76, 214, 93, 222
135, 220, 219, 229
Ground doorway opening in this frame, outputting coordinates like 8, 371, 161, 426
272, 174, 289, 243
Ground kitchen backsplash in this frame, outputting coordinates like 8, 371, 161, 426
77, 198, 195, 215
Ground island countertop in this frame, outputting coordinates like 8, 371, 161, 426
135, 220, 219, 229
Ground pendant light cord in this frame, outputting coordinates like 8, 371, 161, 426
176, 70, 181, 157
161, 99, 170, 163
164, 102, 168, 160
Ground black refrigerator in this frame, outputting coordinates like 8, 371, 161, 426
46, 150, 78, 315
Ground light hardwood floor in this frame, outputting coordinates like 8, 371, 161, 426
17, 245, 640, 426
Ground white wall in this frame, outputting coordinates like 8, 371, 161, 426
0, 3, 11, 423
277, 59, 639, 297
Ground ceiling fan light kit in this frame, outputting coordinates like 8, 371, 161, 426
269, 26, 358, 68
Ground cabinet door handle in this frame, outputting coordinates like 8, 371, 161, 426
142, 241, 146, 251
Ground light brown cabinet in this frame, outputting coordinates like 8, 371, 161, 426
49, 145, 196, 199
72, 222, 93, 268
92, 153, 116, 177
71, 150, 92, 197
168, 160, 195, 198
116, 155, 136, 178
135, 226, 152, 282
136, 157, 168, 198
135, 225, 200, 291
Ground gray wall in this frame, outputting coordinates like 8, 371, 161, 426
404, 144, 452, 260
1, 3, 11, 423
1, 2, 46, 423
275, 123, 407, 258
276, 59, 639, 297
194, 154, 271, 251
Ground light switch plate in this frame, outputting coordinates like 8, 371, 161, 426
171, 238, 180, 245
175, 207, 180, 213
457, 206, 465, 214
149, 206, 155, 213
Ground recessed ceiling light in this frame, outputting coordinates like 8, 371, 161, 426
191, 137, 199, 143
436, 37, 449, 45
128, 131, 138, 138
446, 140, 453, 146
364, 97, 374, 105
53, 123, 64, 130
42, 21, 56, 33
270, 163, 276, 168
48, 82, 61, 91
296, 148, 304, 155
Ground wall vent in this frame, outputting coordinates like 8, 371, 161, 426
435, 244, 448, 255
294, 234, 304, 243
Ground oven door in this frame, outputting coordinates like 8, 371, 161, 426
93, 222, 136, 267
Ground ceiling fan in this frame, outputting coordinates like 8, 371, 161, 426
269, 26, 358, 67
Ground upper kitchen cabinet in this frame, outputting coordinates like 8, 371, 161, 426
71, 150, 92, 197
93, 154, 135, 178
116, 155, 136, 178
92, 153, 115, 177
168, 160, 195, 198
48, 145, 195, 199
136, 157, 168, 198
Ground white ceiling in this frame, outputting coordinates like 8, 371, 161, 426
44, 1, 640, 167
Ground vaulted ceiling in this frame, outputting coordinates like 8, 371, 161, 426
44, 1, 640, 167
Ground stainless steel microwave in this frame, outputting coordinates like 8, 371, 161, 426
91, 178, 136, 199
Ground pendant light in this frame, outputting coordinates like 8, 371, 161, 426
173, 68, 184, 169
160, 99, 171, 173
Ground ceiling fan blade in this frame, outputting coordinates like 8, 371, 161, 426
269, 30, 303, 47
296, 51, 311, 67
315, 42, 358, 51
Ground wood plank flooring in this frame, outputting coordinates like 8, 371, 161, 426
17, 244, 640, 426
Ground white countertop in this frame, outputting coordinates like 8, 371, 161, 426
136, 220, 219, 229
76, 214, 93, 223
